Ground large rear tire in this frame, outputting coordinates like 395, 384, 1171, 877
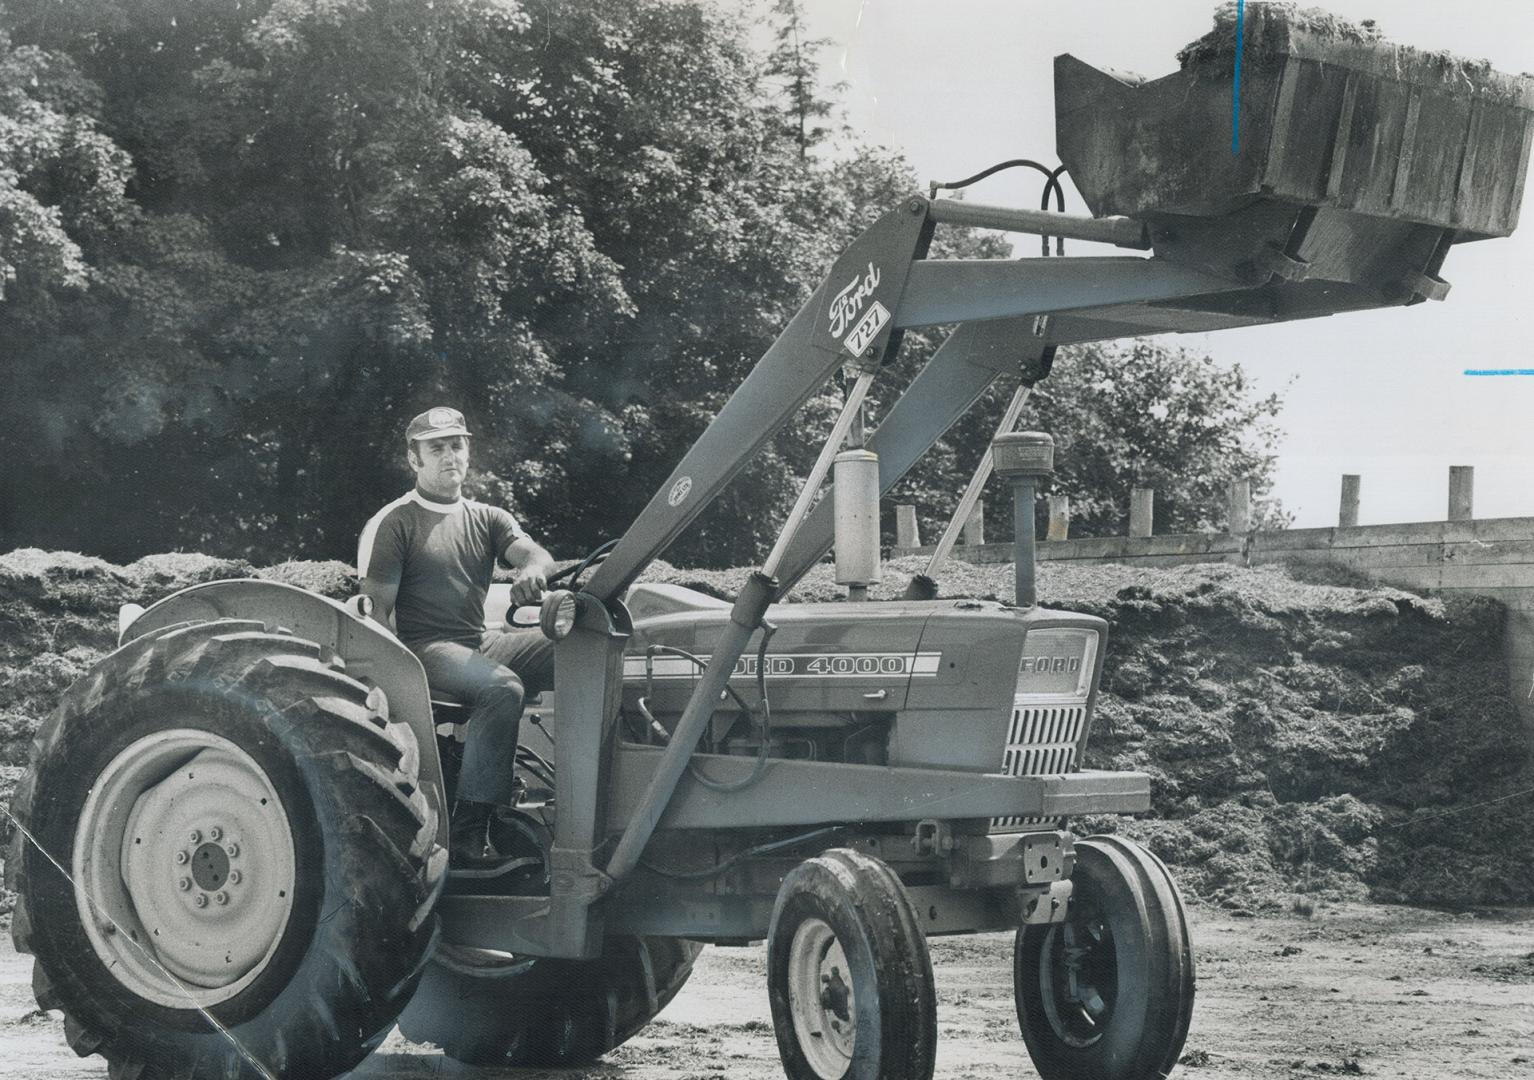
5, 619, 446, 1080
766, 848, 937, 1080
1015, 835, 1195, 1080
397, 933, 702, 1065
400, 754, 699, 1067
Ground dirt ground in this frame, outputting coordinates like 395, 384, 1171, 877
1, 903, 1529, 1079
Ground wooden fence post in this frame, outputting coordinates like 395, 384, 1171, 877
1129, 487, 1154, 538
962, 502, 985, 546
1448, 466, 1474, 521
895, 504, 921, 548
1339, 474, 1361, 527
1227, 478, 1252, 534
1047, 495, 1071, 541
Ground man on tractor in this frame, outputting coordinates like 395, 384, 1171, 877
358, 406, 556, 868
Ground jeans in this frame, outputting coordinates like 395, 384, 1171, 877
414, 629, 555, 806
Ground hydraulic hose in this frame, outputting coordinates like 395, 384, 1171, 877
929, 158, 1070, 255
604, 571, 777, 882
639, 624, 778, 795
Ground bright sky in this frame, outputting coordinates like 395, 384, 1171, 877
766, 1, 1534, 528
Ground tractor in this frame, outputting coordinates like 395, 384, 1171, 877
9, 9, 1533, 1079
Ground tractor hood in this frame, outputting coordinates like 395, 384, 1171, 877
620, 584, 1109, 775
622, 583, 938, 715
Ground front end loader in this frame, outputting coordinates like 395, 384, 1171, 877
9, 8, 1532, 1079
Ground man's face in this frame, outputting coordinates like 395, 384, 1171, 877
410, 435, 470, 500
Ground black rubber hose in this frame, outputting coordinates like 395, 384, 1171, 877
928, 157, 1071, 256
639, 625, 778, 795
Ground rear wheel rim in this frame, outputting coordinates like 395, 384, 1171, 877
786, 916, 856, 1078
73, 729, 298, 1008
1038, 899, 1118, 1048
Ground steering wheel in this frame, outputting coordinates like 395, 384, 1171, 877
504, 539, 619, 627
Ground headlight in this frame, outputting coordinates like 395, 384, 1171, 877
539, 590, 580, 641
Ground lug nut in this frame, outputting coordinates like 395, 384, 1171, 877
209, 827, 222, 842
225, 843, 240, 858
214, 892, 229, 906
188, 830, 201, 844
228, 870, 242, 885
194, 894, 208, 908
177, 877, 192, 891
174, 850, 189, 865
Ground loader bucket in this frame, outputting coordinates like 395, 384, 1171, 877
1054, 4, 1534, 308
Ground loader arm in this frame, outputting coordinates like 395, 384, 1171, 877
556, 33, 1534, 953
587, 217, 1247, 606
584, 202, 935, 605
579, 191, 1481, 904
600, 212, 1477, 598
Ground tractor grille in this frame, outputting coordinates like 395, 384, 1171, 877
992, 703, 1086, 830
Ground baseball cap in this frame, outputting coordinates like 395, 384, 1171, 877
406, 407, 472, 442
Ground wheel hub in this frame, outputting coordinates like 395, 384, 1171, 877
1041, 904, 1118, 1047
190, 842, 231, 891
820, 966, 851, 1023
786, 917, 857, 1078
73, 730, 298, 1009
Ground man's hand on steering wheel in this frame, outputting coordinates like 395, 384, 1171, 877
508, 570, 547, 608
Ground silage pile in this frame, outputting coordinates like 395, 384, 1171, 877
1176, 2, 1510, 88
1177, 2, 1385, 72
2, 548, 1532, 917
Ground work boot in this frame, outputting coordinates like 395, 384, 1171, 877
449, 796, 549, 896
449, 799, 508, 870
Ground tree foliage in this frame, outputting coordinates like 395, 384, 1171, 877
1031, 341, 1289, 536
761, 0, 841, 159
0, 0, 1286, 568
0, 0, 827, 562
891, 339, 1289, 545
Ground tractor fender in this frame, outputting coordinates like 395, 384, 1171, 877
120, 578, 448, 849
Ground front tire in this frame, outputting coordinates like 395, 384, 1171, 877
766, 848, 936, 1080
6, 620, 446, 1080
1015, 835, 1195, 1080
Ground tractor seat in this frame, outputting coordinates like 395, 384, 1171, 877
431, 696, 472, 730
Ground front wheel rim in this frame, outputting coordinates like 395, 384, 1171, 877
786, 916, 857, 1077
73, 729, 299, 1009
1038, 900, 1118, 1048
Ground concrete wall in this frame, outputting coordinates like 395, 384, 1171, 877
894, 516, 1534, 729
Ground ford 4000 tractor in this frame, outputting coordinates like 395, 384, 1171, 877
10, 10, 1533, 1079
